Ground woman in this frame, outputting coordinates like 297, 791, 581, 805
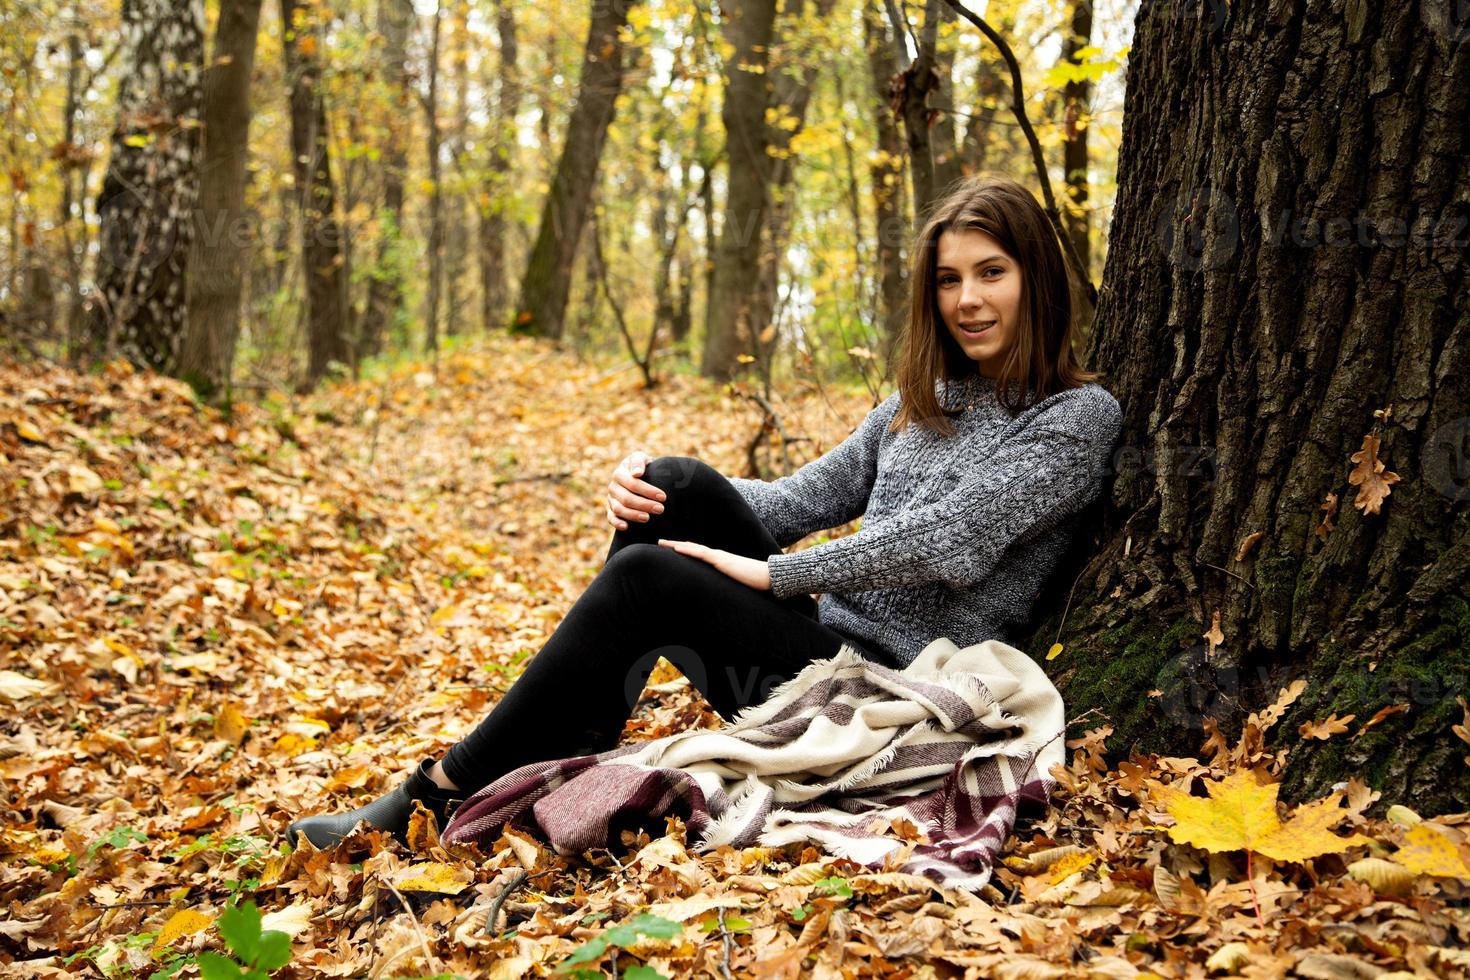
286, 175, 1122, 849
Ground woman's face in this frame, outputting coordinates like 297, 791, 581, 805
934, 228, 1022, 379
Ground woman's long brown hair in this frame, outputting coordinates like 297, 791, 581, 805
889, 174, 1100, 437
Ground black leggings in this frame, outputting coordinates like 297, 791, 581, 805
438, 455, 877, 793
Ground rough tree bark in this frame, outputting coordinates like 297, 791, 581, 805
510, 0, 639, 340
179, 0, 264, 398
1026, 1, 1470, 816
86, 0, 205, 374
359, 0, 412, 359
281, 0, 351, 387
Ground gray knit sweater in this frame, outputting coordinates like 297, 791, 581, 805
727, 374, 1122, 668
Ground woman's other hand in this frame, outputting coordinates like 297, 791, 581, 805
657, 539, 772, 591
606, 450, 667, 530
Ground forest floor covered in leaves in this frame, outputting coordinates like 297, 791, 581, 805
2, 335, 1469, 979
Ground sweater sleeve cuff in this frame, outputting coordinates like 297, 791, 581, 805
767, 550, 820, 600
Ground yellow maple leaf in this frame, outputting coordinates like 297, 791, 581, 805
1391, 823, 1470, 880
1154, 768, 1372, 862
153, 908, 213, 952
395, 860, 471, 895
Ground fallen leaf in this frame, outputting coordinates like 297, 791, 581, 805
153, 908, 213, 952
1347, 433, 1400, 515
1154, 768, 1373, 862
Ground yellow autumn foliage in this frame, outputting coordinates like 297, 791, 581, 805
1154, 768, 1372, 862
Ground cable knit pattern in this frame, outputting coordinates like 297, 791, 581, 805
727, 374, 1122, 668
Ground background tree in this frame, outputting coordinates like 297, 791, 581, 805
892, 0, 962, 225
478, 0, 520, 335
178, 0, 265, 398
862, 2, 909, 363
698, 0, 779, 382
510, 0, 641, 341
358, 0, 413, 360
86, 0, 205, 373
1055, 0, 1094, 280
281, 0, 350, 387
1031, 0, 1470, 815
422, 0, 445, 353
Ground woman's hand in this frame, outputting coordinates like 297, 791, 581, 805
658, 539, 772, 591
606, 450, 667, 530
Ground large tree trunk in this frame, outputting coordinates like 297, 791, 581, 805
863, 2, 909, 367
1059, 0, 1093, 283
478, 0, 519, 334
359, 0, 412, 359
510, 0, 639, 340
86, 0, 205, 374
178, 0, 264, 399
281, 0, 350, 387
1030, 1, 1470, 816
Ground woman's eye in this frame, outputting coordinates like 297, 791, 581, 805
984, 267, 1003, 277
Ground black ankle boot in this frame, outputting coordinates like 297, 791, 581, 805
286, 758, 465, 850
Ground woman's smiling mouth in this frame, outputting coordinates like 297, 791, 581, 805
959, 321, 996, 335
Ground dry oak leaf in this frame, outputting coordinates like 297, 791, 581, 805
1202, 610, 1225, 661
1298, 712, 1355, 741
1316, 491, 1338, 542
1347, 433, 1399, 515
1153, 768, 1372, 862
1353, 703, 1410, 738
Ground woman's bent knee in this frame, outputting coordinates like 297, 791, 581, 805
642, 455, 724, 499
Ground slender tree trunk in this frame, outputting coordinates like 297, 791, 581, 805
359, 0, 411, 359
702, 0, 835, 381
929, 0, 961, 194
746, 0, 834, 376
86, 0, 205, 374
699, 0, 778, 380
281, 0, 350, 388
1031, 0, 1470, 816
58, 27, 86, 355
893, 0, 960, 225
479, 0, 519, 334
179, 0, 264, 398
510, 0, 640, 340
443, 0, 469, 339
1059, 0, 1094, 282
863, 2, 909, 364
423, 0, 444, 353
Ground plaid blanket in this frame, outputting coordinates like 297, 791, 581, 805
440, 636, 1067, 891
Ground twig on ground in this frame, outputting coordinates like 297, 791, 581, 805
381, 876, 445, 977
715, 907, 736, 980
484, 869, 529, 937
